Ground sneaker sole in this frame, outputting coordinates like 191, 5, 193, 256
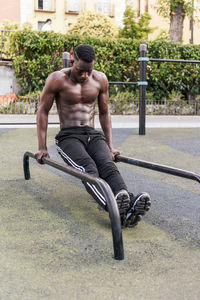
125, 193, 151, 228
116, 193, 130, 215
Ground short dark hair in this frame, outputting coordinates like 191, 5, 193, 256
46, 19, 51, 23
74, 44, 95, 63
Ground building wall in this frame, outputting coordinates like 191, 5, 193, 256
0, 0, 20, 23
0, 0, 199, 44
20, 0, 34, 26
20, 0, 126, 34
0, 62, 20, 96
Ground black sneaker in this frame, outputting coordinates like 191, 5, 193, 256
124, 192, 151, 228
115, 190, 130, 224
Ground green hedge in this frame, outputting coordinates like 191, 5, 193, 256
147, 41, 200, 99
9, 30, 200, 99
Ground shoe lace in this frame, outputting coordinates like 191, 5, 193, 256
128, 192, 134, 204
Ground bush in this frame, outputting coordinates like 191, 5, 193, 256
109, 90, 137, 114
119, 5, 154, 39
10, 30, 66, 94
68, 11, 119, 38
147, 41, 200, 100
9, 30, 200, 101
9, 31, 140, 94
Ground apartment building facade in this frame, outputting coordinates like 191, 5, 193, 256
0, 0, 126, 32
0, 0, 199, 44
127, 0, 199, 44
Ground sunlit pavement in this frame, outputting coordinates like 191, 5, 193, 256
0, 114, 200, 128
0, 121, 200, 299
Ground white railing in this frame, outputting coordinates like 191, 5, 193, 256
0, 97, 199, 115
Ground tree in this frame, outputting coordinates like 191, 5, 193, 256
0, 20, 19, 30
67, 11, 119, 38
155, 0, 195, 43
119, 5, 154, 40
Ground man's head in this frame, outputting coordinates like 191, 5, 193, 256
74, 44, 95, 63
72, 44, 95, 83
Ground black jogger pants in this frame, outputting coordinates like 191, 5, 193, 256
55, 126, 127, 210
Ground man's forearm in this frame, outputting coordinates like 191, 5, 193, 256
99, 112, 113, 150
37, 110, 48, 150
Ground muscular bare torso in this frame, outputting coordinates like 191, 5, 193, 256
36, 58, 113, 162
54, 68, 103, 129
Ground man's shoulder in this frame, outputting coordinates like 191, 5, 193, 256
92, 70, 107, 82
48, 69, 70, 81
92, 70, 108, 92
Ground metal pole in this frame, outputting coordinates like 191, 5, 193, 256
139, 44, 147, 135
189, 0, 194, 44
23, 151, 124, 260
62, 52, 70, 68
116, 155, 200, 183
109, 81, 138, 85
149, 58, 200, 64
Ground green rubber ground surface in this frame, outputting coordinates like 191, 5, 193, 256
0, 127, 200, 300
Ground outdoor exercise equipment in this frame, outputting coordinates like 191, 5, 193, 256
116, 155, 200, 184
23, 150, 200, 261
3, 46, 199, 134
62, 52, 70, 68
23, 151, 124, 260
138, 44, 200, 135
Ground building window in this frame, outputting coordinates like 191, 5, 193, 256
67, 0, 81, 12
38, 21, 45, 30
38, 0, 52, 11
97, 0, 110, 16
38, 0, 43, 9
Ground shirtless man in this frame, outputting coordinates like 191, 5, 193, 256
35, 44, 151, 227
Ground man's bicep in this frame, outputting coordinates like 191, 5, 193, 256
39, 88, 55, 112
98, 75, 109, 113
39, 77, 57, 112
98, 90, 110, 114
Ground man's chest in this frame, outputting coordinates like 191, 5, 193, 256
59, 81, 100, 104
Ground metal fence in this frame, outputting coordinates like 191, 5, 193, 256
138, 44, 200, 134
109, 98, 199, 115
0, 96, 199, 115
0, 96, 56, 114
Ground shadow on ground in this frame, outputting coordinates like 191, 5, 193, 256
0, 128, 200, 300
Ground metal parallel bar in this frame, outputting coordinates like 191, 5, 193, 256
95, 178, 124, 259
62, 52, 70, 68
116, 155, 200, 184
23, 151, 124, 260
0, 123, 59, 125
139, 44, 147, 135
109, 81, 138, 85
149, 58, 200, 64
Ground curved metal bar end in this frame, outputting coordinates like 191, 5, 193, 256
23, 151, 35, 180
96, 179, 124, 260
113, 240, 124, 260
195, 175, 200, 183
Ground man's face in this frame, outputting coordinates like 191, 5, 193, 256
72, 59, 94, 83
